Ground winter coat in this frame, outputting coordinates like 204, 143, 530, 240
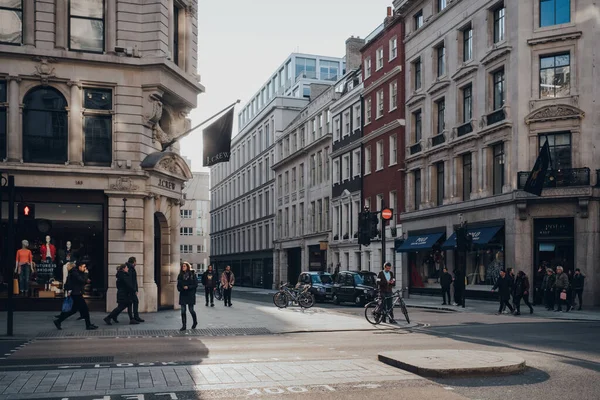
454, 270, 465, 289
534, 268, 545, 289
116, 269, 136, 304
572, 274, 585, 291
514, 276, 530, 297
554, 272, 569, 290
492, 275, 513, 301
202, 270, 218, 288
177, 270, 198, 305
65, 268, 88, 296
221, 271, 235, 289
126, 262, 138, 292
440, 272, 453, 289
377, 270, 396, 293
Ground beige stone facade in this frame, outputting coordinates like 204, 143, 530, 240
394, 0, 600, 304
0, 0, 203, 312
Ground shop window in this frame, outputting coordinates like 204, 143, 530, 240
493, 143, 504, 195
0, 80, 6, 160
540, 53, 570, 99
539, 132, 571, 169
23, 87, 68, 164
69, 0, 105, 53
83, 88, 112, 166
462, 153, 472, 201
0, 0, 23, 45
540, 0, 570, 27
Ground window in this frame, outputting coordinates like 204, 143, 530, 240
493, 143, 504, 195
277, 174, 282, 195
389, 37, 398, 60
364, 146, 372, 175
292, 167, 297, 190
180, 244, 193, 254
23, 87, 68, 164
180, 227, 193, 236
320, 60, 340, 81
69, 0, 105, 52
83, 88, 112, 166
317, 151, 323, 183
324, 197, 330, 230
414, 58, 422, 90
414, 110, 422, 142
310, 202, 316, 232
540, 53, 570, 98
462, 153, 472, 201
296, 57, 317, 79
0, 0, 22, 44
334, 116, 341, 141
493, 69, 505, 110
437, 44, 446, 77
0, 81, 6, 160
436, 98, 446, 134
376, 90, 384, 118
463, 85, 473, 123
325, 147, 330, 180
540, 0, 570, 27
353, 149, 361, 177
376, 47, 384, 70
365, 97, 372, 124
292, 205, 297, 236
376, 140, 384, 171
284, 171, 289, 192
463, 26, 473, 62
317, 199, 323, 232
436, 162, 445, 206
539, 132, 571, 169
493, 5, 505, 43
343, 112, 350, 136
389, 81, 398, 111
390, 134, 398, 165
364, 57, 372, 78
414, 10, 424, 30
414, 170, 421, 209
342, 154, 350, 180
299, 163, 305, 187
277, 210, 282, 237
389, 191, 397, 221
333, 158, 340, 183
299, 203, 304, 234
311, 155, 317, 186
438, 0, 447, 12
353, 104, 361, 130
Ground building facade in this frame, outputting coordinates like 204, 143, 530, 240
0, 0, 203, 312
180, 171, 210, 274
395, 0, 600, 304
360, 11, 406, 277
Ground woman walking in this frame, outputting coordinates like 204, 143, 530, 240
177, 262, 198, 331
513, 271, 534, 315
492, 270, 514, 315
104, 264, 138, 325
54, 263, 98, 330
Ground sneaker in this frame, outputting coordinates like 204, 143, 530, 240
54, 320, 62, 330
86, 324, 98, 330
134, 317, 145, 322
205, 303, 209, 307
103, 317, 112, 325
210, 303, 214, 307
130, 319, 140, 325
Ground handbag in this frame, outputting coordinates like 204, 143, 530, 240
560, 291, 567, 300
13, 278, 19, 295
62, 296, 73, 313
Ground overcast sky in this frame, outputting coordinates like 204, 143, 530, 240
180, 0, 394, 171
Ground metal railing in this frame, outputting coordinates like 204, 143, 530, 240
409, 142, 422, 155
517, 167, 591, 189
486, 109, 506, 125
431, 133, 445, 147
457, 121, 473, 137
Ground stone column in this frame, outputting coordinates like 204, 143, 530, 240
168, 0, 175, 60
406, 171, 414, 211
7, 76, 21, 162
141, 194, 157, 312
503, 140, 511, 192
106, 0, 117, 53
452, 157, 459, 200
471, 150, 479, 197
23, 0, 35, 45
67, 81, 83, 165
170, 199, 181, 309
55, 0, 67, 49
185, 5, 194, 74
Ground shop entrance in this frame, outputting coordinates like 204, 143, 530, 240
154, 212, 170, 310
534, 218, 574, 274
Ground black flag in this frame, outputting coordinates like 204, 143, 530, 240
523, 140, 552, 196
202, 108, 234, 167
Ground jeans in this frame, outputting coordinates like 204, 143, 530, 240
19, 264, 31, 293
498, 297, 514, 313
441, 287, 451, 304
383, 292, 395, 321
127, 292, 140, 319
223, 288, 232, 305
572, 289, 583, 308
108, 301, 133, 320
57, 294, 91, 326
514, 294, 533, 313
181, 304, 197, 325
205, 286, 214, 304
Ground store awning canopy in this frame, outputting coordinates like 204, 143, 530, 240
396, 232, 445, 253
441, 225, 503, 250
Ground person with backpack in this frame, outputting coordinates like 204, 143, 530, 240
54, 262, 98, 330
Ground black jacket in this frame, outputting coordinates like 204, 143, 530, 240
66, 268, 88, 296
454, 270, 465, 289
201, 270, 218, 287
514, 276, 530, 297
572, 274, 585, 290
377, 270, 395, 293
126, 262, 138, 292
440, 272, 453, 288
493, 275, 513, 300
116, 269, 136, 304
177, 270, 198, 305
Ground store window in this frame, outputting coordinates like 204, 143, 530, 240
23, 87, 68, 164
459, 226, 505, 289
0, 0, 23, 45
69, 0, 105, 53
83, 88, 112, 166
539, 132, 571, 169
0, 80, 6, 160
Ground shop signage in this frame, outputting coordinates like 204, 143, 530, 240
534, 218, 574, 238
158, 178, 177, 191
37, 262, 56, 281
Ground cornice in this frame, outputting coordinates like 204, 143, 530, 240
451, 63, 479, 82
527, 31, 582, 46
481, 44, 512, 66
406, 91, 426, 109
363, 66, 403, 96
426, 78, 451, 96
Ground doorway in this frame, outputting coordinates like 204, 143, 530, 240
287, 248, 302, 285
154, 214, 162, 310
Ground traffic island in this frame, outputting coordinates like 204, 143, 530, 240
378, 349, 526, 378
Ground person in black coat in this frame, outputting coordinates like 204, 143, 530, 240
533, 264, 546, 305
492, 270, 514, 314
201, 265, 218, 307
440, 267, 453, 305
126, 257, 144, 323
513, 271, 534, 315
54, 263, 98, 330
177, 262, 198, 331
376, 262, 396, 324
104, 264, 138, 325
453, 268, 465, 306
571, 268, 585, 310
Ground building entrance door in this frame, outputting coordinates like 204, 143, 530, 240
287, 248, 302, 285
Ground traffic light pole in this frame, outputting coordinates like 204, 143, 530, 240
381, 200, 386, 267
6, 175, 15, 336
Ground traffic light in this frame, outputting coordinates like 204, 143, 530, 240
370, 212, 379, 239
456, 225, 471, 252
358, 211, 371, 246
18, 203, 35, 221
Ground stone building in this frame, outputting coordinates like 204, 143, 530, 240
180, 171, 210, 274
0, 0, 203, 312
395, 0, 600, 304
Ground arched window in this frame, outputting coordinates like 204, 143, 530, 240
23, 87, 68, 164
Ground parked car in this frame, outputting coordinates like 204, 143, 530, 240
297, 272, 334, 302
332, 271, 377, 306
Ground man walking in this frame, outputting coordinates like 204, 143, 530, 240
571, 268, 585, 310
202, 265, 217, 307
554, 266, 569, 312
440, 267, 452, 305
126, 257, 144, 322
492, 270, 514, 315
377, 262, 396, 324
221, 265, 235, 307
513, 271, 534, 315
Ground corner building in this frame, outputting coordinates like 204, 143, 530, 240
0, 0, 204, 312
395, 0, 600, 304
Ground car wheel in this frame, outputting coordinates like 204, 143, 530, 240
333, 294, 340, 305
355, 295, 364, 307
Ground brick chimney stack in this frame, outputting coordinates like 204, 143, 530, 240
345, 36, 366, 71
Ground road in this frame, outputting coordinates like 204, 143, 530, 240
0, 291, 598, 400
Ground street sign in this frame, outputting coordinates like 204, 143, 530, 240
381, 208, 393, 220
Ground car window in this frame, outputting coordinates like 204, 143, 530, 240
319, 274, 333, 284
354, 274, 364, 285
360, 273, 377, 286
311, 275, 321, 284
344, 275, 354, 286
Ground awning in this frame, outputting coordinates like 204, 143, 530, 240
396, 232, 445, 253
441, 225, 503, 250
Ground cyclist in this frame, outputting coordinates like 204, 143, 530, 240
377, 262, 397, 324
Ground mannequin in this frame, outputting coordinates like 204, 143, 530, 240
61, 241, 74, 286
15, 240, 34, 295
40, 235, 57, 262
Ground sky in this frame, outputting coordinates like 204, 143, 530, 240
179, 0, 395, 172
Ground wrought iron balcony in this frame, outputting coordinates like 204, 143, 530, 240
409, 142, 422, 155
431, 133, 445, 147
457, 121, 473, 137
487, 109, 506, 125
517, 167, 591, 189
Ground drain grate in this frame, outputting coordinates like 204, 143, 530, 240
36, 327, 272, 338
0, 356, 113, 366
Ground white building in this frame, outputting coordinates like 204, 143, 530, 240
180, 171, 210, 273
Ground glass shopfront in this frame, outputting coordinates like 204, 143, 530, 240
534, 218, 574, 273
397, 231, 447, 289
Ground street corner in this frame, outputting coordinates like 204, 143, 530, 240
378, 349, 527, 378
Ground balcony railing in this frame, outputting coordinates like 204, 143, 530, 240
409, 142, 422, 155
517, 167, 591, 189
457, 121, 473, 137
486, 109, 506, 125
431, 133, 445, 147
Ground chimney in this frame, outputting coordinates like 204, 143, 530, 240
345, 36, 366, 71
384, 6, 395, 27
387, 6, 392, 17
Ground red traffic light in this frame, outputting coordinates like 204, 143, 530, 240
23, 206, 30, 216
18, 203, 35, 220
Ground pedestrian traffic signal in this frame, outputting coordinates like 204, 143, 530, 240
370, 212, 379, 239
18, 203, 35, 221
358, 211, 371, 246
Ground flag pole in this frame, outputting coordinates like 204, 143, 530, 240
160, 99, 241, 152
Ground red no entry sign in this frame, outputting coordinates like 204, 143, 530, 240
381, 208, 393, 220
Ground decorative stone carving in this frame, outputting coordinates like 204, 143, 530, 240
111, 177, 139, 191
525, 104, 585, 125
158, 154, 184, 176
577, 197, 589, 219
32, 57, 57, 86
516, 202, 528, 221
478, 115, 487, 129
144, 97, 163, 126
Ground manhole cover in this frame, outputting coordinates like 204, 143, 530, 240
0, 356, 113, 366
36, 327, 272, 338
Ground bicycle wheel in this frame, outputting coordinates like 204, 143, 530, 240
273, 291, 288, 308
214, 287, 223, 301
298, 293, 315, 308
364, 301, 383, 325
398, 297, 410, 324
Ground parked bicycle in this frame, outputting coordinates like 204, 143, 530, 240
364, 290, 410, 324
273, 282, 315, 309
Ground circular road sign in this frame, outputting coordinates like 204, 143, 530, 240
381, 208, 393, 220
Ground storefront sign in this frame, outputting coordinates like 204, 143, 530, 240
158, 179, 177, 191
36, 262, 56, 282
534, 218, 574, 238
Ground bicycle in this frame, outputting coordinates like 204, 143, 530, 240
273, 283, 315, 309
364, 290, 410, 325
213, 282, 223, 301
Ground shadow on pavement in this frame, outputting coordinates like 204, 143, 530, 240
429, 367, 550, 387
